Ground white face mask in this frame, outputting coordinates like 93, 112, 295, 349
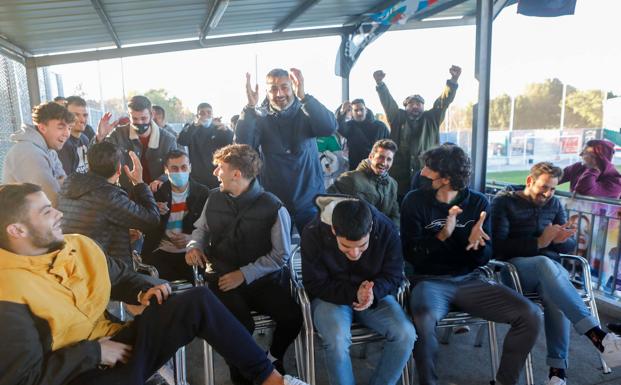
200, 118, 213, 127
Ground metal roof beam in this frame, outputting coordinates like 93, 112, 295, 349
410, 0, 470, 21
493, 0, 514, 19
273, 0, 321, 32
344, 0, 401, 26
0, 36, 32, 63
90, 0, 121, 48
199, 0, 226, 41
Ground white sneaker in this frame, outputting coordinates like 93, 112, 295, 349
545, 376, 566, 385
283, 374, 309, 385
602, 333, 621, 367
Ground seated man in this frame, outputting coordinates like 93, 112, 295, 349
0, 183, 307, 385
185, 144, 303, 385
142, 149, 209, 282
328, 139, 399, 228
491, 161, 621, 385
401, 143, 541, 385
58, 141, 160, 265
302, 197, 416, 385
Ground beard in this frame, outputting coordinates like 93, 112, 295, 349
25, 222, 65, 252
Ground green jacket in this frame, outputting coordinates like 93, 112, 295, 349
376, 80, 457, 196
328, 159, 400, 229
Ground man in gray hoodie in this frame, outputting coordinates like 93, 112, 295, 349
2, 102, 73, 206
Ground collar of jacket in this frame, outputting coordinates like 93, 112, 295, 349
266, 97, 302, 119
225, 178, 264, 212
129, 121, 161, 149
357, 159, 389, 186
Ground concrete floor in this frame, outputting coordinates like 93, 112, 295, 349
181, 312, 621, 385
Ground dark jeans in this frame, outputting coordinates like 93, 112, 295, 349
142, 249, 194, 283
68, 287, 274, 385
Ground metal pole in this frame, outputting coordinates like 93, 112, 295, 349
341, 76, 349, 102
25, 57, 41, 107
471, 0, 493, 192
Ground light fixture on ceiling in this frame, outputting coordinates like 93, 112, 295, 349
209, 0, 230, 29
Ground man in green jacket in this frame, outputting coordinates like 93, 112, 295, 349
328, 139, 399, 229
374, 65, 461, 198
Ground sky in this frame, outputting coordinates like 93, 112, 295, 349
49, 0, 621, 123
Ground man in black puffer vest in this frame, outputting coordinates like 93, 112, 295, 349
185, 144, 303, 385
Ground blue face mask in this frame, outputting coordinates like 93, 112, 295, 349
169, 172, 189, 187
200, 118, 212, 127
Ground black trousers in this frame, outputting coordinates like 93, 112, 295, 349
68, 287, 274, 385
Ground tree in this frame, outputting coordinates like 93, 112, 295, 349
514, 78, 564, 129
140, 89, 194, 123
565, 90, 603, 128
489, 93, 511, 130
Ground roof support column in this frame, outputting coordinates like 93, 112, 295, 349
470, 0, 493, 192
25, 57, 41, 107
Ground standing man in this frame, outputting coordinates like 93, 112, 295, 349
302, 197, 415, 385
401, 144, 541, 385
3, 101, 72, 206
152, 105, 178, 138
177, 102, 234, 189
374, 65, 460, 198
336, 99, 389, 171
185, 144, 302, 384
492, 162, 621, 385
58, 96, 90, 175
328, 139, 399, 228
95, 95, 177, 191
237, 68, 337, 232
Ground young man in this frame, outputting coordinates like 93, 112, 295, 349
491, 161, 621, 385
374, 66, 460, 198
237, 68, 337, 233
328, 139, 400, 228
401, 143, 541, 385
3, 101, 72, 206
58, 96, 90, 175
177, 102, 234, 189
58, 141, 160, 265
0, 183, 307, 385
152, 105, 178, 138
95, 95, 177, 191
302, 197, 415, 385
185, 144, 302, 385
142, 149, 209, 282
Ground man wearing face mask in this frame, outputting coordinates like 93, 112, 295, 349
328, 139, 400, 228
58, 142, 160, 265
374, 66, 461, 199
95, 95, 177, 191
237, 68, 337, 233
142, 150, 209, 282
177, 102, 234, 189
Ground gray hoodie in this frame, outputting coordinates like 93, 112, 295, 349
2, 124, 66, 206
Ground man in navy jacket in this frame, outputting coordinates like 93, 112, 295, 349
236, 68, 337, 233
401, 143, 540, 385
302, 196, 415, 385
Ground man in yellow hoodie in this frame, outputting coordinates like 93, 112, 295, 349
0, 183, 307, 385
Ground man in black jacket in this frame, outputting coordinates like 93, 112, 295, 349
302, 196, 415, 385
58, 141, 160, 265
336, 98, 389, 171
185, 144, 302, 385
0, 183, 308, 385
491, 162, 621, 384
401, 144, 540, 385
142, 149, 209, 282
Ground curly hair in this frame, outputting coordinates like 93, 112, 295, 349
212, 144, 262, 180
421, 143, 471, 190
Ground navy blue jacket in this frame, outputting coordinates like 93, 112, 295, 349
491, 186, 576, 261
401, 188, 492, 276
236, 96, 337, 216
336, 107, 389, 171
301, 198, 403, 305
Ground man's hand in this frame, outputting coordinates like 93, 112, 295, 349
185, 247, 208, 268
150, 179, 164, 193
466, 211, 491, 251
98, 337, 132, 367
96, 112, 119, 143
139, 283, 172, 306
449, 65, 462, 82
123, 151, 144, 185
537, 224, 561, 249
437, 205, 463, 241
353, 280, 374, 311
553, 222, 577, 244
218, 270, 245, 292
289, 68, 305, 100
245, 72, 259, 107
339, 101, 352, 116
129, 229, 142, 243
170, 232, 191, 249
373, 70, 385, 84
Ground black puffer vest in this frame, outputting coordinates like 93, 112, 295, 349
205, 179, 282, 274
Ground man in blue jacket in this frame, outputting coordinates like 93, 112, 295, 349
302, 196, 415, 385
401, 143, 541, 385
236, 68, 337, 233
491, 162, 621, 385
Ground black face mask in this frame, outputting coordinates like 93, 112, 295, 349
417, 175, 440, 191
133, 122, 150, 135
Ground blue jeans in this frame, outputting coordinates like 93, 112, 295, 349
312, 295, 416, 385
510, 256, 599, 369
